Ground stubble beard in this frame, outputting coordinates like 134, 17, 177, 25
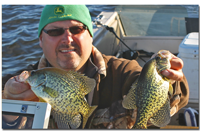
56, 50, 83, 71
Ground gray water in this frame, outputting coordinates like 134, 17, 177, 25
2, 5, 116, 77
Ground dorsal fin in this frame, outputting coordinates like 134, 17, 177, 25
66, 70, 96, 95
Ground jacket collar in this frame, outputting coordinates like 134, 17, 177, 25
84, 56, 106, 79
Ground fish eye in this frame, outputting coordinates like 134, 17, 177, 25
155, 56, 161, 60
30, 70, 36, 76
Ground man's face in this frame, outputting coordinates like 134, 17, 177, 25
39, 20, 93, 73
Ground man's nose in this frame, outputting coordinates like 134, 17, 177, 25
61, 29, 73, 44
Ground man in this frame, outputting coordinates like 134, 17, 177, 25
2, 5, 189, 129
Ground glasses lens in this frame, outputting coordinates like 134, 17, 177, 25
69, 26, 85, 34
46, 28, 64, 36
43, 26, 86, 36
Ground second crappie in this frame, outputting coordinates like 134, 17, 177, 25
19, 67, 97, 129
122, 50, 173, 129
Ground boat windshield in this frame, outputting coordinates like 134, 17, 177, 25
115, 5, 199, 37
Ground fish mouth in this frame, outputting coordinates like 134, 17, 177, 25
158, 50, 168, 58
18, 71, 31, 83
157, 50, 172, 60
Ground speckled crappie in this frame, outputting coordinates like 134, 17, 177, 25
19, 67, 97, 129
122, 50, 173, 129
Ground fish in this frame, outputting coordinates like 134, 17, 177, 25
122, 50, 173, 129
19, 67, 97, 129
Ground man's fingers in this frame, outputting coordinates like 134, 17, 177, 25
156, 51, 184, 82
161, 69, 183, 81
3, 75, 39, 101
170, 56, 184, 70
7, 76, 30, 94
17, 89, 38, 101
4, 89, 38, 101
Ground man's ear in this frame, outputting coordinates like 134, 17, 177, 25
91, 36, 93, 43
39, 34, 43, 48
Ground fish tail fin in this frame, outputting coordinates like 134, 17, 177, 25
132, 123, 147, 129
82, 105, 97, 128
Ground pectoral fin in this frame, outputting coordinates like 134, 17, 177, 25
168, 83, 173, 98
43, 86, 59, 98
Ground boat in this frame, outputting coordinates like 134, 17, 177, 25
2, 5, 199, 129
92, 5, 199, 129
93, 5, 199, 128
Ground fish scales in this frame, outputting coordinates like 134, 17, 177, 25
20, 67, 97, 129
122, 50, 173, 129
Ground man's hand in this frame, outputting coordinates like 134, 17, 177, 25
2, 75, 39, 101
161, 54, 184, 82
152, 51, 184, 82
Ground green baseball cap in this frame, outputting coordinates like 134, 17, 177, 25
38, 5, 93, 37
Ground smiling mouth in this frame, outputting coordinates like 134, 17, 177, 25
60, 49, 75, 53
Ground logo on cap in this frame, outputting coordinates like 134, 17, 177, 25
54, 6, 64, 15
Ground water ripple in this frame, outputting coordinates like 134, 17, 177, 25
2, 5, 44, 76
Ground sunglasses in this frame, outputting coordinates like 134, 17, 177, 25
43, 25, 87, 36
